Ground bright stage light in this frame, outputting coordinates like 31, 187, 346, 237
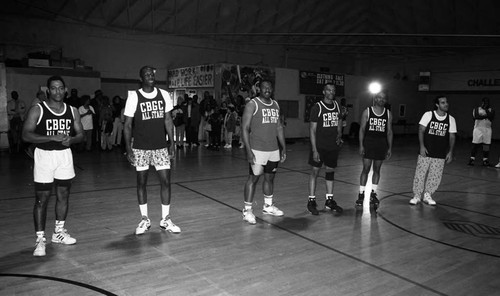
368, 82, 382, 94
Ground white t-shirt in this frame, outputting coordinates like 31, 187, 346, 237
419, 111, 457, 133
78, 105, 95, 130
124, 87, 173, 117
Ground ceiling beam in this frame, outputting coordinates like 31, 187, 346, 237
53, 0, 70, 20
82, 0, 101, 22
108, 0, 137, 26
130, 0, 163, 30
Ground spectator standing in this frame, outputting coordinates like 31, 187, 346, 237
7, 91, 26, 152
468, 97, 495, 166
78, 95, 95, 152
223, 104, 237, 148
111, 96, 124, 147
172, 100, 185, 148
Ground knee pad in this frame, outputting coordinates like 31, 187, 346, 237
54, 178, 72, 188
34, 182, 53, 191
325, 171, 335, 181
263, 161, 279, 174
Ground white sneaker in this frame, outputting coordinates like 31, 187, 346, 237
52, 229, 76, 245
135, 218, 151, 235
33, 237, 46, 257
224, 144, 232, 149
495, 162, 500, 168
160, 217, 181, 233
242, 208, 256, 224
263, 204, 284, 216
423, 193, 437, 206
409, 195, 421, 205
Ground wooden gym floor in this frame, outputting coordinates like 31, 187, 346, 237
0, 136, 499, 296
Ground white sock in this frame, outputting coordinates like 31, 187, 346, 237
244, 202, 252, 210
36, 231, 45, 238
139, 204, 148, 218
372, 184, 378, 192
162, 204, 170, 220
359, 186, 365, 194
308, 195, 316, 200
264, 195, 273, 206
55, 220, 65, 233
326, 194, 333, 200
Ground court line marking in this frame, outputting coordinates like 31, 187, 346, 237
0, 273, 117, 296
378, 192, 500, 258
175, 182, 449, 296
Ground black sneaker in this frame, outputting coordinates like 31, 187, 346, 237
483, 159, 490, 167
307, 199, 319, 215
370, 191, 380, 207
355, 193, 364, 207
325, 198, 343, 213
467, 158, 474, 166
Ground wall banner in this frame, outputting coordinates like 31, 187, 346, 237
431, 71, 500, 91
299, 71, 345, 96
168, 64, 214, 88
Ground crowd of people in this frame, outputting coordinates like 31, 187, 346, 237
170, 91, 246, 151
8, 66, 500, 257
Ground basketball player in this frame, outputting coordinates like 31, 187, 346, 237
307, 83, 344, 215
468, 97, 495, 166
357, 90, 393, 209
410, 95, 456, 206
241, 80, 286, 224
22, 76, 84, 256
123, 66, 180, 235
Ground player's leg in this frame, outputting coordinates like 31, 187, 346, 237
482, 127, 492, 166
324, 167, 342, 212
321, 149, 342, 213
483, 142, 491, 166
370, 160, 384, 207
469, 128, 482, 165
52, 179, 77, 245
33, 183, 52, 256
422, 158, 445, 205
51, 148, 77, 244
134, 149, 152, 234
358, 158, 373, 206
307, 148, 323, 215
152, 147, 180, 233
243, 167, 261, 224
262, 165, 283, 216
261, 150, 283, 216
307, 166, 321, 215
411, 155, 430, 205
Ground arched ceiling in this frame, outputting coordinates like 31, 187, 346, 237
3, 0, 500, 60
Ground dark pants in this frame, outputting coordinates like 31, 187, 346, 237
185, 118, 198, 144
9, 117, 23, 152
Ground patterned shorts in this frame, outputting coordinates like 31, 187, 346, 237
132, 148, 170, 171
